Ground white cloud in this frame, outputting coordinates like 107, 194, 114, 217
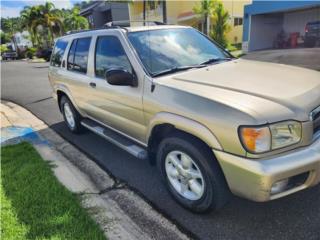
25, 0, 73, 9
1, 6, 23, 18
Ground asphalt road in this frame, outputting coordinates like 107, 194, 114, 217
2, 53, 320, 240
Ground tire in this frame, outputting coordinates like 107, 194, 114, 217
157, 132, 230, 213
60, 96, 84, 133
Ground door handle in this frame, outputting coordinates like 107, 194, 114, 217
89, 82, 96, 88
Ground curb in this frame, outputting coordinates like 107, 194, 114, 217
1, 101, 191, 240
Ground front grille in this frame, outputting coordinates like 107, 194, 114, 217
311, 105, 320, 137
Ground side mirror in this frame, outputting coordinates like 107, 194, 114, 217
105, 69, 136, 87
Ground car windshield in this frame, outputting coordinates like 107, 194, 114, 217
128, 28, 232, 76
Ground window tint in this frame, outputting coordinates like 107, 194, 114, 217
68, 37, 91, 73
51, 39, 68, 67
95, 36, 132, 79
67, 39, 77, 70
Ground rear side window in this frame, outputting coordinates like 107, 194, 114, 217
95, 36, 132, 79
51, 39, 68, 67
67, 37, 91, 74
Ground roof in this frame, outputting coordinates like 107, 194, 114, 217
79, 1, 100, 15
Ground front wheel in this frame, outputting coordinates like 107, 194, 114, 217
157, 132, 230, 213
60, 96, 84, 133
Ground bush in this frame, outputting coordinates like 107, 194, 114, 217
226, 44, 237, 52
0, 44, 8, 53
26, 47, 37, 59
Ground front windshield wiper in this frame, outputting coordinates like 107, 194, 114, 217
200, 57, 233, 65
151, 65, 206, 77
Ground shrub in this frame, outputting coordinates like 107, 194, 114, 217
26, 47, 37, 59
0, 44, 8, 53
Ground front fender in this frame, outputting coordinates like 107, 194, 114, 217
146, 112, 223, 150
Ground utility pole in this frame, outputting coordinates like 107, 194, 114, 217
162, 0, 167, 23
143, 0, 146, 25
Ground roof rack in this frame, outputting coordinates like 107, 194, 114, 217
65, 20, 167, 36
65, 25, 124, 35
104, 20, 167, 27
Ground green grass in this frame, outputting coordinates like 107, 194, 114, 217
1, 142, 106, 240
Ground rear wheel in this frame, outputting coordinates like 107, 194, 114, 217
157, 132, 230, 213
60, 96, 83, 133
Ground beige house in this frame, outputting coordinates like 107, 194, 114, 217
128, 0, 251, 44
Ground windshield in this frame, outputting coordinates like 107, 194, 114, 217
128, 28, 231, 76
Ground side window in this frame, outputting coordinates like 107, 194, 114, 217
67, 39, 77, 70
67, 37, 91, 74
95, 36, 132, 79
51, 39, 68, 67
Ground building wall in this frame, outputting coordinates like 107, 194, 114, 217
128, 0, 251, 44
224, 1, 251, 43
243, 0, 320, 42
283, 7, 320, 36
248, 14, 283, 51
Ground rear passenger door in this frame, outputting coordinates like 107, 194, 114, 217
49, 39, 69, 89
62, 37, 93, 112
85, 33, 146, 143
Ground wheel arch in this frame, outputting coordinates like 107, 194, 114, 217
55, 86, 84, 116
147, 113, 223, 158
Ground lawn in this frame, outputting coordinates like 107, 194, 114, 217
1, 142, 106, 240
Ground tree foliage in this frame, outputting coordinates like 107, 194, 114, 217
193, 0, 231, 47
210, 2, 230, 47
193, 0, 217, 35
1, 2, 89, 48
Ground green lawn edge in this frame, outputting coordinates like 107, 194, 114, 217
1, 142, 106, 240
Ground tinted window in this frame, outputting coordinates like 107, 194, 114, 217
95, 36, 132, 79
67, 39, 77, 70
51, 39, 68, 67
68, 37, 91, 73
128, 28, 229, 76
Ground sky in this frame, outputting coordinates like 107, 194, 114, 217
1, 0, 82, 18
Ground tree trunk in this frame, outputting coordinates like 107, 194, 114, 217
207, 15, 210, 36
204, 13, 208, 35
11, 35, 20, 57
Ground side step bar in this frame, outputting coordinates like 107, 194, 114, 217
81, 119, 148, 160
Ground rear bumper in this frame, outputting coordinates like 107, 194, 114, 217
213, 136, 320, 202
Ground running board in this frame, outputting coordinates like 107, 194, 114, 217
81, 119, 148, 160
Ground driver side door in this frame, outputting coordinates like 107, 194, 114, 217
85, 33, 146, 143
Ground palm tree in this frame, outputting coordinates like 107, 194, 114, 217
31, 2, 63, 46
20, 6, 38, 46
193, 0, 217, 35
63, 7, 89, 32
210, 2, 230, 47
1, 17, 23, 53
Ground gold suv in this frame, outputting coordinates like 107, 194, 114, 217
49, 24, 320, 212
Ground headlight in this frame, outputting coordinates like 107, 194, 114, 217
240, 121, 302, 153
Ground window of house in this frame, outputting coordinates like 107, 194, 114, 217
95, 36, 132, 79
67, 37, 91, 74
50, 39, 68, 67
234, 17, 243, 27
88, 15, 94, 28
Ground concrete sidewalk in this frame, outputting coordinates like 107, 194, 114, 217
0, 101, 190, 240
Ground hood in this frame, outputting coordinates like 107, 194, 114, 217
158, 59, 320, 122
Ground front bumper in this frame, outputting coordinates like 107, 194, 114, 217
213, 136, 320, 202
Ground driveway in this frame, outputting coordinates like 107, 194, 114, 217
242, 47, 320, 71
1, 57, 320, 240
